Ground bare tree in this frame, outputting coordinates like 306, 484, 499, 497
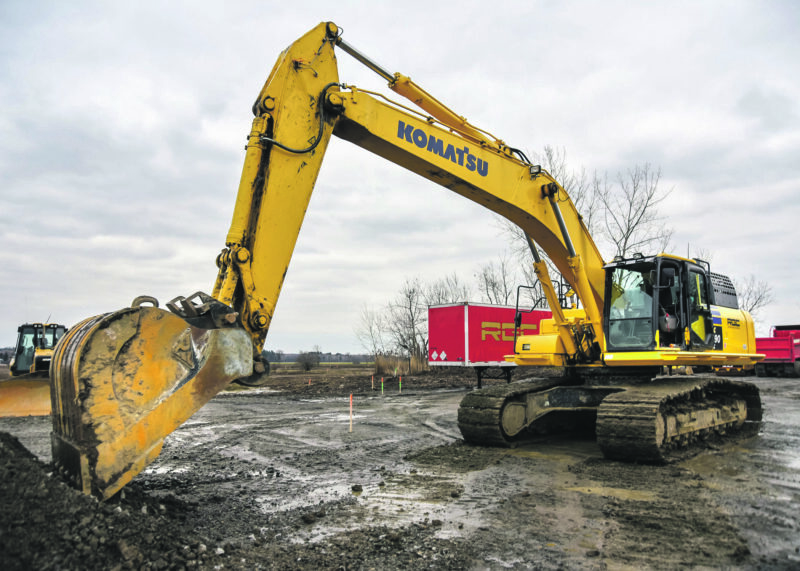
385, 277, 427, 361
475, 255, 516, 305
492, 146, 604, 310
423, 272, 471, 306
502, 155, 673, 263
354, 304, 387, 358
691, 247, 714, 263
538, 145, 599, 235
296, 350, 320, 371
493, 154, 674, 316
596, 163, 673, 258
498, 146, 598, 265
733, 274, 774, 318
358, 274, 470, 364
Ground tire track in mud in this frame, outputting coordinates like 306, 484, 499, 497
569, 460, 751, 568
138, 391, 469, 536
680, 378, 800, 568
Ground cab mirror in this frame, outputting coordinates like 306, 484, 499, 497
660, 267, 675, 288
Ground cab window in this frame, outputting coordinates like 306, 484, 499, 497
606, 266, 655, 350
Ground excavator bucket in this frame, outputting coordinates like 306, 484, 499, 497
0, 378, 51, 416
49, 301, 252, 500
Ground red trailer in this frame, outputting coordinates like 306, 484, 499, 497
755, 325, 800, 377
428, 302, 551, 387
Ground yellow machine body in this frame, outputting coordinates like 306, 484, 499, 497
0, 323, 68, 417
8, 322, 66, 378
0, 380, 51, 417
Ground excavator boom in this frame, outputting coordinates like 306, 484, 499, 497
48, 22, 762, 499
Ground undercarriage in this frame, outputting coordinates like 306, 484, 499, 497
458, 373, 762, 462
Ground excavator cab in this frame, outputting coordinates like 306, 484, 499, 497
603, 254, 722, 352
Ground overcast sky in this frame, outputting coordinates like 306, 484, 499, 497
1, 1, 798, 352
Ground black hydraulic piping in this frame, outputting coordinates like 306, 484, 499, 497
335, 37, 395, 83
542, 182, 577, 257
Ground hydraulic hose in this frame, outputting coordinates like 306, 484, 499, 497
259, 82, 341, 154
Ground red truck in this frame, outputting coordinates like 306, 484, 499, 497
428, 302, 551, 387
755, 325, 800, 377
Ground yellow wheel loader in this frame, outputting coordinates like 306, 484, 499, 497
42, 22, 762, 499
0, 323, 66, 416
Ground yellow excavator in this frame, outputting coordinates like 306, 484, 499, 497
45, 22, 762, 500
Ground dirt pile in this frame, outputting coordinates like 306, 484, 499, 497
0, 432, 233, 570
0, 365, 501, 570
0, 427, 478, 569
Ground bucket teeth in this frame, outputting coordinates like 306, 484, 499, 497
50, 306, 252, 499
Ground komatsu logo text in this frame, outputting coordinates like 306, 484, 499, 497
397, 121, 489, 177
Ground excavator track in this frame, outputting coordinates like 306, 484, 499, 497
457, 377, 566, 446
458, 375, 761, 463
596, 376, 762, 463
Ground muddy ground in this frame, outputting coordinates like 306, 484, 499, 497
1, 367, 799, 570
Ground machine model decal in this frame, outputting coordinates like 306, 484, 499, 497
713, 325, 724, 350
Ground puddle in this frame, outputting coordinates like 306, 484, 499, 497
217, 387, 284, 396
144, 465, 189, 476
316, 412, 368, 422
564, 486, 656, 501
270, 468, 483, 543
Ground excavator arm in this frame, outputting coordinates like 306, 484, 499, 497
50, 21, 606, 499
214, 22, 606, 367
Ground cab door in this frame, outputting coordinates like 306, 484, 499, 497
11, 325, 36, 375
685, 267, 714, 349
